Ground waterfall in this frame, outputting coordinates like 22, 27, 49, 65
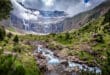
11, 0, 105, 17
36, 45, 101, 75
23, 19, 30, 31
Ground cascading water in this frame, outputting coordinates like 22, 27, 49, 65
10, 0, 105, 34
34, 45, 101, 75
23, 19, 30, 31
37, 45, 60, 65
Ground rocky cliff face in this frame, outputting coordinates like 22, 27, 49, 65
63, 0, 110, 31
1, 0, 110, 34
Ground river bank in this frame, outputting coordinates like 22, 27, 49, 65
33, 44, 101, 75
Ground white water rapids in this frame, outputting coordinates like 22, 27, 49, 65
35, 45, 101, 75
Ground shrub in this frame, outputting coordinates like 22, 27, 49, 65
0, 26, 6, 41
13, 45, 22, 53
13, 35, 19, 43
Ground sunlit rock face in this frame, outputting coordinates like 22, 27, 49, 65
10, 0, 105, 34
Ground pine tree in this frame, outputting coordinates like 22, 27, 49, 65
13, 35, 19, 43
0, 0, 12, 20
0, 26, 6, 41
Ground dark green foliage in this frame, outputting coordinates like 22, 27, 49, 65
80, 70, 101, 75
0, 26, 6, 41
13, 35, 19, 43
7, 32, 13, 38
102, 10, 110, 34
55, 32, 72, 44
102, 51, 110, 75
0, 54, 25, 75
92, 33, 104, 43
14, 65, 25, 75
103, 9, 110, 24
0, 49, 3, 55
50, 33, 56, 37
17, 9, 110, 75
0, 0, 12, 20
103, 23, 110, 33
0, 31, 40, 75
65, 32, 71, 40
0, 1, 109, 75
13, 45, 22, 53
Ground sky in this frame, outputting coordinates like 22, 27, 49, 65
11, 0, 106, 18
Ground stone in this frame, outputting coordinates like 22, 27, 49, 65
37, 60, 47, 71
47, 65, 54, 71
60, 59, 68, 67
36, 53, 46, 59
73, 66, 80, 72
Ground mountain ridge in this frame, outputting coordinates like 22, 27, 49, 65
63, 0, 110, 31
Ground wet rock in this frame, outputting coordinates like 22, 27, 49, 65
55, 64, 66, 73
65, 68, 73, 73
35, 53, 46, 59
47, 65, 55, 71
68, 56, 76, 61
37, 60, 47, 71
53, 51, 60, 57
34, 45, 101, 75
68, 56, 85, 64
60, 59, 68, 67
87, 62, 95, 67
64, 67, 80, 75
73, 66, 80, 72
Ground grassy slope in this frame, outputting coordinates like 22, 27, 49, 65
0, 0, 110, 74
0, 33, 40, 75
19, 9, 110, 71
0, 0, 41, 75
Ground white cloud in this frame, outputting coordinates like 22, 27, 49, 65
11, 0, 106, 18
42, 0, 55, 7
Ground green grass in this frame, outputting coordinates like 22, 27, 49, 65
0, 5, 110, 75
7, 27, 16, 32
0, 32, 41, 75
18, 10, 110, 73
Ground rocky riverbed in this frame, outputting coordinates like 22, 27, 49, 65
33, 45, 101, 75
